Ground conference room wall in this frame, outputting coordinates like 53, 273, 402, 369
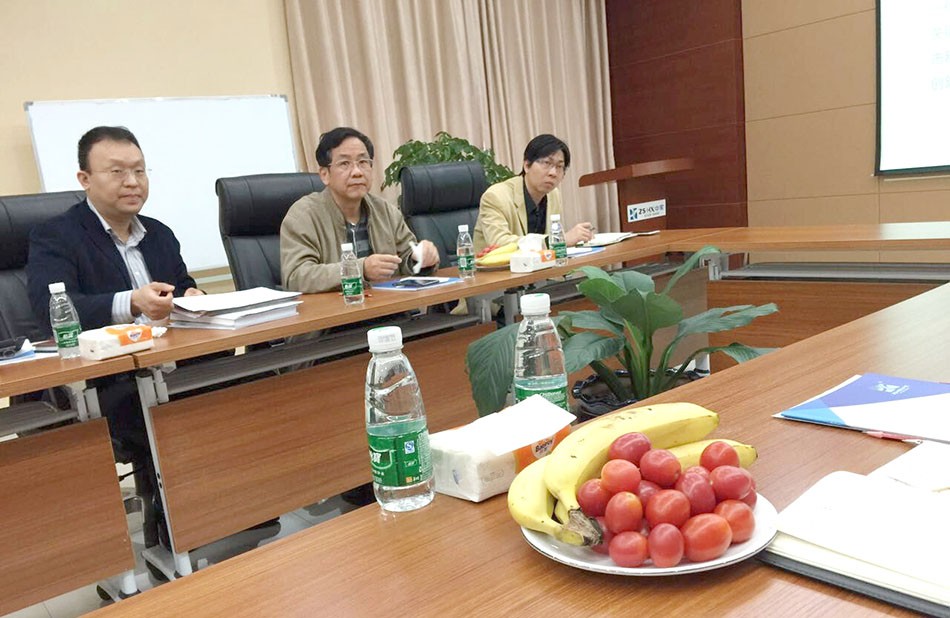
742, 0, 950, 263
0, 0, 304, 198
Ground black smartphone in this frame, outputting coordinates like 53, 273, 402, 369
392, 278, 441, 288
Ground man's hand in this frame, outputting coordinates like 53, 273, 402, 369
131, 282, 175, 319
417, 239, 440, 268
565, 222, 594, 246
363, 254, 402, 281
184, 287, 204, 296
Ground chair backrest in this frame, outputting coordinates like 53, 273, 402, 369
216, 173, 324, 290
400, 161, 487, 266
0, 190, 86, 341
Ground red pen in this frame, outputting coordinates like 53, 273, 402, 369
863, 431, 922, 444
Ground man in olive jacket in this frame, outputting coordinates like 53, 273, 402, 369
281, 127, 440, 293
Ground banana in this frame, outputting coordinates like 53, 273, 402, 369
475, 242, 519, 266
667, 439, 757, 470
507, 456, 598, 546
543, 403, 719, 542
554, 498, 570, 525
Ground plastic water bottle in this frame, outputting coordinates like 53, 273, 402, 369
365, 326, 435, 512
48, 282, 82, 359
513, 293, 569, 410
340, 243, 364, 305
457, 224, 475, 280
550, 214, 567, 267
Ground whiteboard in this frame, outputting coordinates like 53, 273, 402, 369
26, 95, 298, 270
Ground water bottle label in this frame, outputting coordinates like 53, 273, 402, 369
368, 428, 432, 487
553, 242, 567, 260
342, 276, 363, 297
458, 254, 475, 272
53, 324, 81, 349
514, 384, 569, 411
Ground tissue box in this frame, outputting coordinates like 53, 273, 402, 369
509, 249, 556, 273
430, 395, 575, 502
78, 324, 154, 360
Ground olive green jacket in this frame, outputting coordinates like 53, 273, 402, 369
280, 190, 430, 293
473, 175, 562, 253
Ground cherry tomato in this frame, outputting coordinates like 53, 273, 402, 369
608, 531, 648, 567
740, 477, 757, 508
577, 478, 613, 517
647, 523, 684, 568
709, 466, 754, 502
684, 465, 710, 481
601, 459, 642, 494
700, 441, 741, 470
639, 449, 682, 488
681, 513, 733, 562
604, 491, 643, 534
635, 480, 661, 507
591, 516, 616, 555
714, 500, 756, 544
675, 471, 717, 515
644, 489, 690, 528
608, 432, 651, 465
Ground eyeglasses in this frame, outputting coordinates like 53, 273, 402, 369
328, 159, 373, 173
91, 168, 150, 182
534, 158, 566, 174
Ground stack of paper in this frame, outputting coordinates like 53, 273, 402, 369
170, 287, 302, 330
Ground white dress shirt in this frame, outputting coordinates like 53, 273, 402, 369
87, 200, 152, 324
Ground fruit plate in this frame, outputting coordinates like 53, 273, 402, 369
521, 493, 778, 576
475, 262, 510, 271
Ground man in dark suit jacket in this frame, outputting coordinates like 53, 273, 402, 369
27, 125, 204, 549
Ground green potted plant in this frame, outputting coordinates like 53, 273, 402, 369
465, 246, 778, 417
382, 131, 516, 190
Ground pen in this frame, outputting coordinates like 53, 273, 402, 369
863, 430, 923, 444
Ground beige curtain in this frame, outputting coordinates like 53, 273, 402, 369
285, 0, 617, 230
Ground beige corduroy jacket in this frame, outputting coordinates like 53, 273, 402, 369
472, 175, 563, 253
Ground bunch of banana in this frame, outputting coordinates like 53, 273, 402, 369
474, 242, 519, 266
509, 402, 720, 546
507, 456, 599, 546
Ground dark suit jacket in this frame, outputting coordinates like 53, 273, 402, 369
27, 201, 196, 334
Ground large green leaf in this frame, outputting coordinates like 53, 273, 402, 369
574, 265, 612, 282
465, 322, 520, 416
714, 343, 775, 364
559, 310, 624, 336
563, 332, 624, 373
661, 245, 721, 296
644, 292, 684, 332
577, 277, 626, 308
676, 303, 778, 337
611, 269, 655, 293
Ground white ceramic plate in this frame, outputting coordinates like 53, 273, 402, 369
521, 493, 778, 576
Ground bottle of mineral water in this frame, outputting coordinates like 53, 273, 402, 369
340, 243, 364, 305
48, 282, 82, 359
513, 293, 569, 410
457, 224, 475, 280
550, 214, 567, 267
365, 326, 435, 512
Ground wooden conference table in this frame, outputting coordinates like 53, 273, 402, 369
87, 264, 950, 617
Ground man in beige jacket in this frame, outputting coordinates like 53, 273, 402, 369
473, 134, 593, 253
281, 127, 440, 293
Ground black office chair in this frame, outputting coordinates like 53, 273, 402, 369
216, 173, 325, 290
399, 161, 487, 266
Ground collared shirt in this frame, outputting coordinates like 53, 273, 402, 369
523, 183, 548, 235
344, 204, 373, 258
87, 200, 152, 324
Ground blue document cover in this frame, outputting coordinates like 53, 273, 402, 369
372, 276, 462, 291
777, 373, 950, 443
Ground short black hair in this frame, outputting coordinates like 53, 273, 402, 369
78, 126, 141, 171
522, 134, 571, 174
315, 127, 374, 168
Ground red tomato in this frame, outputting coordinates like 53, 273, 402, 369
709, 466, 754, 502
639, 449, 682, 488
681, 513, 733, 562
740, 476, 758, 508
647, 523, 684, 568
591, 516, 616, 555
644, 489, 690, 528
714, 500, 756, 544
608, 531, 648, 567
635, 480, 661, 507
577, 478, 613, 517
608, 432, 652, 465
684, 465, 710, 481
600, 459, 642, 494
675, 471, 717, 515
700, 441, 741, 470
604, 491, 643, 534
